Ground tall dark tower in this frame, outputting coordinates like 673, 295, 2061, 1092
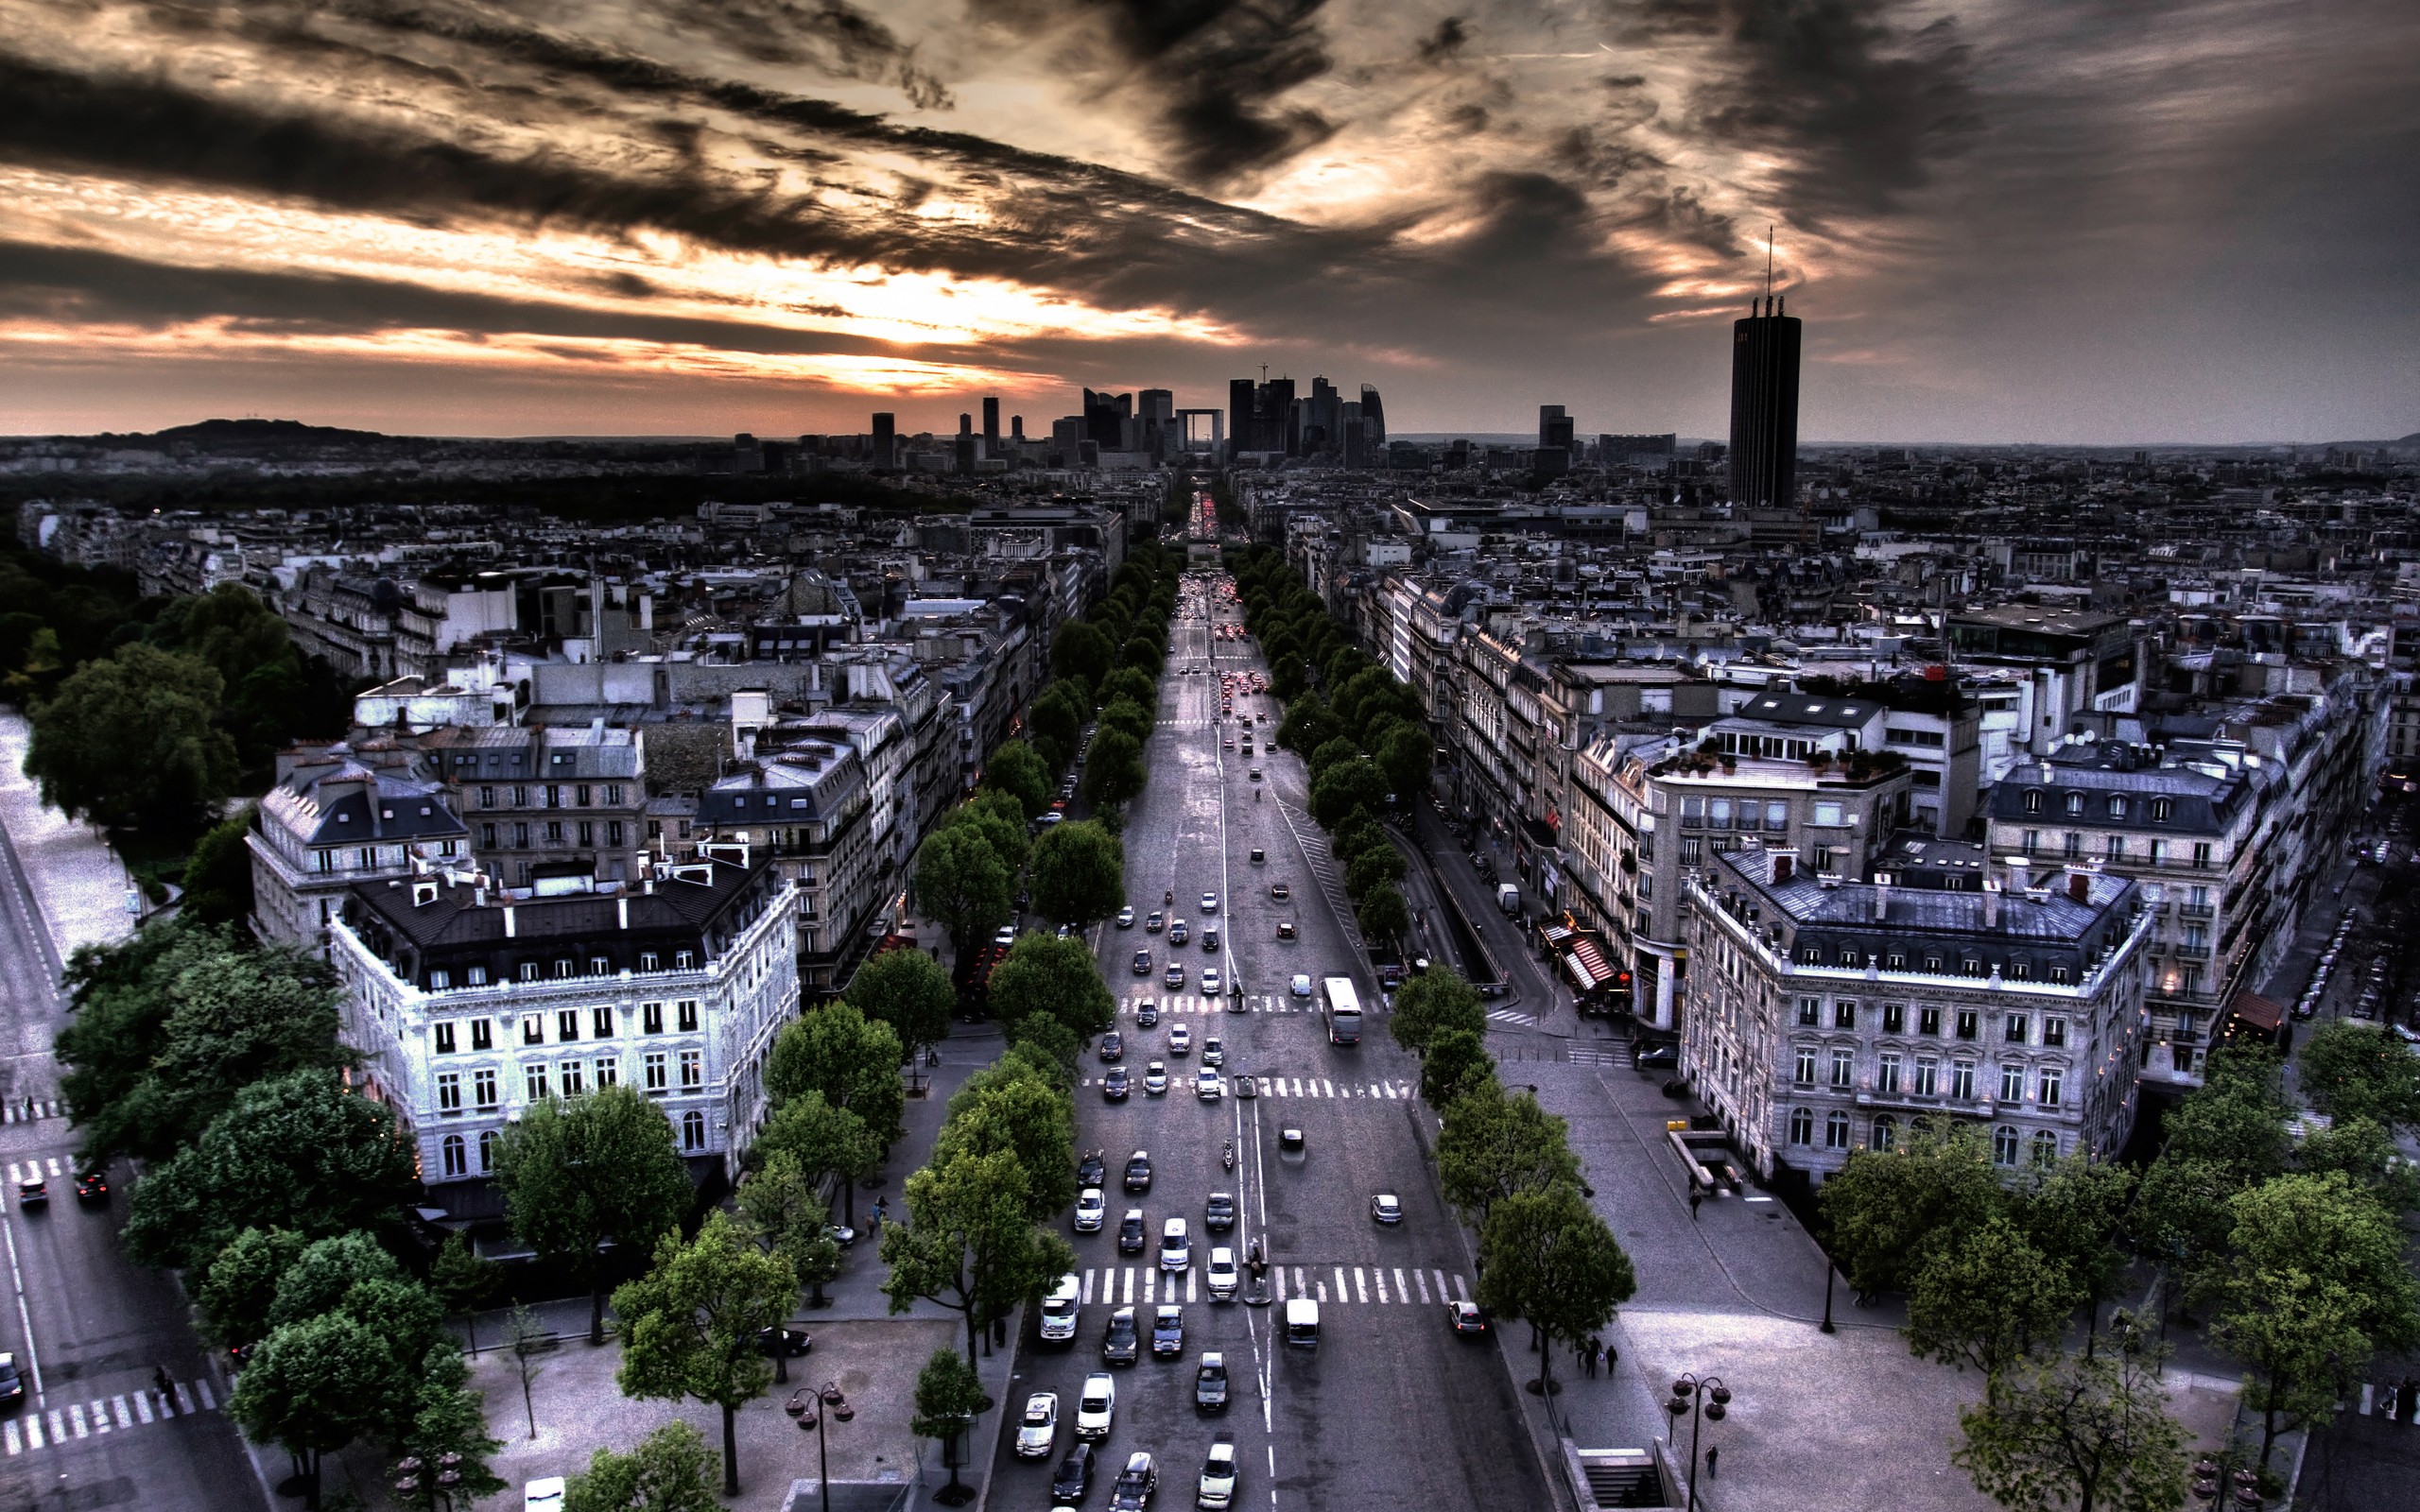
1727, 295, 1801, 507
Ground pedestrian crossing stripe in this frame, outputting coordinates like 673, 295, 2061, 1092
1078, 1265, 1464, 1309
3, 1381, 215, 1455
1122, 994, 1304, 1017
1486, 1008, 1537, 1027
0, 1101, 60, 1125
5, 1158, 66, 1185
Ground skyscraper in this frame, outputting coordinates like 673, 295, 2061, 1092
871, 411, 896, 470
981, 396, 999, 450
1229, 378, 1257, 454
1728, 296, 1801, 508
1358, 385, 1386, 447
1537, 404, 1574, 451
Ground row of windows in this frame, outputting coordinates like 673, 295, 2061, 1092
436, 1108, 706, 1177
1679, 797, 1851, 830
2014, 830, 2212, 867
426, 953, 697, 992
1683, 835, 1838, 871
314, 841, 460, 873
1794, 999, 2067, 1045
1789, 1109, 2060, 1167
433, 1049, 703, 1108
2022, 790, 2175, 822
431, 1000, 700, 1052
1790, 1046, 2066, 1106
476, 820, 628, 850
1794, 946, 2074, 983
473, 784, 629, 809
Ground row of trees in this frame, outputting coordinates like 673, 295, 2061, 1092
1227, 545, 1432, 946
1386, 967, 1638, 1400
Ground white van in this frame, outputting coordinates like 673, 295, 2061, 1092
1284, 1297, 1320, 1349
1160, 1216, 1190, 1272
1039, 1272, 1080, 1342
525, 1478, 566, 1512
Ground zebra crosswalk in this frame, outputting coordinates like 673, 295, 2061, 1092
1254, 1076, 1414, 1100
3, 1380, 218, 1457
1078, 1264, 1468, 1310
0, 1100, 61, 1125
1485, 1007, 1537, 1028
7, 1158, 67, 1185
1123, 993, 1306, 1017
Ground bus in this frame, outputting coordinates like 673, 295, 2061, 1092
1322, 977, 1361, 1046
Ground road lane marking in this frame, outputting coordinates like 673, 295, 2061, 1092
1144, 1270, 1156, 1305
1394, 1268, 1409, 1303
1454, 1274, 1471, 1302
1373, 1269, 1387, 1303
1354, 1268, 1369, 1303
44, 1159, 59, 1178
23, 1415, 38, 1449
1122, 1268, 1134, 1305
1315, 1280, 1327, 1302
1335, 1266, 1349, 1301
1413, 1270, 1430, 1303
1321, 1079, 1334, 1097
1186, 1268, 1197, 1303
1433, 1268, 1450, 1301
5, 1419, 17, 1454
45, 1410, 61, 1443
111, 1396, 130, 1429
133, 1388, 153, 1423
193, 1379, 214, 1410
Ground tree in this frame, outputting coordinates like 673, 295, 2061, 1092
1344, 845, 1406, 902
1030, 819, 1126, 925
2295, 1115, 2420, 1212
1420, 1028, 1495, 1108
913, 825, 1013, 956
942, 789, 1030, 876
1027, 685, 1083, 770
1120, 634, 1163, 672
912, 1346, 993, 1505
1375, 722, 1434, 800
198, 1227, 309, 1349
767, 1003, 907, 1149
180, 806, 258, 932
1004, 1011, 1082, 1075
1819, 1121, 2005, 1297
2295, 1022, 2420, 1131
1050, 621, 1114, 690
1357, 882, 1409, 941
1309, 758, 1389, 828
393, 1365, 508, 1512
2016, 1155, 2137, 1349
1275, 695, 1340, 755
25, 642, 239, 834
230, 1311, 393, 1510
1270, 651, 1307, 702
268, 1231, 406, 1331
1476, 1183, 1636, 1400
1307, 736, 1361, 787
507, 1303, 548, 1440
1100, 666, 1157, 713
754, 1091, 876, 1230
882, 1149, 1073, 1366
429, 1231, 502, 1355
1098, 696, 1153, 746
2128, 1048, 2292, 1313
2209, 1172, 2420, 1467
1953, 1326, 2191, 1512
614, 1210, 795, 1498
493, 1086, 695, 1345
737, 1149, 841, 1314
123, 1069, 418, 1273
846, 948, 955, 1063
987, 933, 1116, 1041
934, 1061, 1079, 1222
1905, 1215, 2079, 1395
1081, 728, 1148, 809
57, 920, 224, 1136
564, 1421, 723, 1512
980, 740, 1053, 821
1436, 1082, 1582, 1230
1392, 967, 1487, 1057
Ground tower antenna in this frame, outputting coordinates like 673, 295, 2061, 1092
1765, 225, 1774, 303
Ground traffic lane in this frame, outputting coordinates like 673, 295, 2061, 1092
0, 1398, 265, 1512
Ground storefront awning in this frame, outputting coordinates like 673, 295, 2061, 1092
1564, 954, 1598, 992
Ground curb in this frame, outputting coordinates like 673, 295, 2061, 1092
966, 1301, 1027, 1512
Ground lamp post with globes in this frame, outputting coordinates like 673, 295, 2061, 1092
2191, 1454, 2261, 1510
786, 1382, 856, 1512
1667, 1373, 1730, 1512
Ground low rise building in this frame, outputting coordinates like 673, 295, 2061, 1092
249, 745, 468, 954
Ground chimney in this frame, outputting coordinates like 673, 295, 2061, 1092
1772, 852, 1793, 884
2005, 855, 2030, 896
2067, 869, 2090, 903
1873, 873, 1893, 922
617, 895, 631, 930
503, 904, 517, 937
1983, 879, 2001, 928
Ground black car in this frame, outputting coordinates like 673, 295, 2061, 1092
1099, 1031, 1125, 1062
73, 1172, 108, 1204
1151, 1305, 1184, 1358
1118, 1211, 1148, 1254
1101, 1308, 1139, 1364
1102, 1067, 1131, 1101
1203, 1194, 1236, 1232
1052, 1442, 1098, 1502
1124, 1151, 1152, 1193
1078, 1151, 1107, 1188
1634, 1041, 1679, 1072
1110, 1452, 1158, 1510
16, 1179, 45, 1211
1195, 1353, 1229, 1411
0, 1353, 23, 1409
1132, 950, 1153, 976
1136, 1002, 1160, 1028
754, 1326, 811, 1358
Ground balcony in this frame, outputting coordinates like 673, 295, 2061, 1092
2178, 902, 2215, 919
2173, 942, 2212, 961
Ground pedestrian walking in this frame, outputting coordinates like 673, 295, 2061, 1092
1688, 1187, 1703, 1221
1704, 1446, 1719, 1478
153, 1366, 176, 1416
1605, 1341, 1618, 1373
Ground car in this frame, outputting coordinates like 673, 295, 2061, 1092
1249, 768, 1261, 782
16, 1180, 44, 1211
1133, 950, 1154, 975
1232, 1074, 1256, 1099
1270, 883, 1291, 902
1279, 1127, 1305, 1154
1100, 1030, 1126, 1061
0, 1353, 21, 1409
1205, 1248, 1238, 1301
1151, 1304, 1185, 1357
1119, 1210, 1148, 1253
1199, 1435, 1238, 1506
1079, 1150, 1107, 1188
1165, 962, 1187, 988
1058, 923, 1075, 938
1117, 906, 1136, 928
1102, 1066, 1132, 1101
1222, 735, 1234, 749
1250, 848, 1265, 864
1040, 1273, 1081, 1342
1136, 1000, 1160, 1027
1041, 812, 1064, 826
1169, 1023, 1192, 1055
1203, 1192, 1236, 1231
1201, 1037, 1223, 1068
1169, 919, 1190, 946
1102, 1308, 1140, 1365
73, 1171, 108, 1204
1634, 1042, 1679, 1072
994, 925, 1017, 947
1146, 911, 1166, 934
1125, 1151, 1153, 1192
1290, 973, 1312, 997
1446, 1300, 1488, 1336
1195, 1070, 1224, 1100
1276, 920, 1296, 939
1201, 927, 1219, 954
1110, 1451, 1158, 1511
1015, 1391, 1061, 1458
1075, 1372, 1117, 1439
754, 1326, 811, 1358
1371, 1194, 1403, 1225
1160, 1218, 1191, 1272
1143, 1061, 1169, 1095
1201, 892, 1219, 914
1054, 1442, 1100, 1501
1075, 1188, 1107, 1231
1201, 966, 1223, 996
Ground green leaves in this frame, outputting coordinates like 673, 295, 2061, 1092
1435, 1081, 1581, 1229
753, 1092, 875, 1214
613, 1211, 797, 1496
935, 1058, 1078, 1222
988, 932, 1116, 1040
1418, 1027, 1495, 1108
1081, 728, 1148, 810
1050, 621, 1114, 690
911, 1346, 991, 1443
1476, 1182, 1635, 1392
1952, 1327, 2190, 1512
1818, 1121, 2004, 1297
914, 823, 1014, 955
25, 641, 239, 835
845, 948, 955, 1061
980, 740, 1053, 820
2294, 1022, 2420, 1131
1391, 968, 1486, 1057
1904, 1215, 2079, 1387
766, 1001, 906, 1147
883, 1148, 1061, 1366
1308, 756, 1387, 829
493, 1086, 694, 1344
564, 1420, 724, 1512
1029, 819, 1126, 925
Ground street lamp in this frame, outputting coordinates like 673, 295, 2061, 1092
2191, 1456, 2261, 1510
1667, 1373, 1731, 1512
786, 1382, 856, 1512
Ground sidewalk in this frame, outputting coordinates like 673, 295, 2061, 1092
0, 709, 135, 971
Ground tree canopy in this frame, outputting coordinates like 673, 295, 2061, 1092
979, 740, 1052, 820
987, 932, 1116, 1041
26, 642, 240, 834
913, 824, 1014, 956
766, 1002, 907, 1149
493, 1086, 696, 1344
845, 948, 955, 1061
614, 1211, 795, 1497
1029, 819, 1125, 926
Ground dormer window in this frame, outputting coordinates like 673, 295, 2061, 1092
2106, 796, 2128, 819
2023, 789, 2043, 814
2064, 793, 2083, 816
2150, 798, 2172, 822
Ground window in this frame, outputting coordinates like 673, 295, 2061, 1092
521, 1014, 544, 1046
2031, 1131, 2059, 1166
1882, 1003, 1905, 1035
2107, 796, 2128, 819
680, 1050, 703, 1089
608, 784, 626, 805
593, 1006, 614, 1038
1766, 801, 1789, 831
434, 1022, 457, 1055
596, 1057, 619, 1089
1813, 800, 1844, 827
1795, 1047, 1817, 1086
1872, 1114, 1897, 1151
525, 1063, 550, 1102
1962, 957, 1986, 978
1834, 1000, 1858, 1030
478, 1130, 500, 1174
2043, 1016, 2067, 1048
2149, 839, 2166, 865
2064, 792, 2083, 816
639, 952, 660, 972
313, 849, 335, 874
2022, 830, 2039, 854
645, 1052, 668, 1092
1839, 948, 1860, 968
511, 784, 529, 807
2049, 965, 2071, 986
682, 1110, 707, 1152
1952, 1062, 1977, 1100
513, 822, 531, 849
2000, 1063, 2026, 1102
441, 1135, 467, 1178
2005, 1013, 2029, 1044
468, 966, 489, 988
674, 950, 696, 971
1877, 1053, 1901, 1093
1681, 836, 1703, 865
1993, 1126, 2020, 1166
437, 1071, 461, 1111
1811, 844, 1837, 873
545, 784, 562, 809
608, 821, 626, 848
1886, 951, 1907, 971
1919, 1005, 1942, 1036
518, 962, 538, 983
557, 1009, 581, 1041
1800, 946, 1824, 965
643, 1003, 665, 1034
577, 784, 592, 807
428, 967, 451, 991
1824, 1111, 1851, 1150
2010, 960, 2032, 981
2192, 841, 2212, 867
561, 1059, 585, 1096
471, 1019, 493, 1051
678, 1001, 700, 1033
480, 822, 498, 849
579, 821, 596, 847
1914, 1057, 1939, 1096
2151, 798, 2171, 821
2105, 835, 2124, 863
1681, 797, 1703, 827
1789, 1108, 1814, 1145
545, 820, 565, 845
2064, 833, 2083, 858
2039, 1068, 2064, 1108
1829, 1049, 1854, 1088
1709, 799, 1733, 830
1798, 996, 1821, 1026
2023, 789, 2043, 814
1925, 953, 1945, 972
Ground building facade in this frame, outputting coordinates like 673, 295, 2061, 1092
250, 745, 468, 954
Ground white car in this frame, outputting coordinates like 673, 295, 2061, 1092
1290, 973, 1312, 997
1199, 1435, 1238, 1509
1040, 1273, 1080, 1342
1076, 1372, 1116, 1439
1201, 892, 1219, 914
994, 925, 1017, 947
1117, 906, 1136, 928
1201, 968, 1221, 996
1205, 1246, 1238, 1300
1371, 1194, 1403, 1226
1195, 1069, 1224, 1100
1075, 1187, 1106, 1232
1014, 1391, 1059, 1458
1160, 1217, 1191, 1272
1168, 1024, 1192, 1055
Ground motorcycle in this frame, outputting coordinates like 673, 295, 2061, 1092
1165, 888, 1175, 906
1221, 1140, 1236, 1172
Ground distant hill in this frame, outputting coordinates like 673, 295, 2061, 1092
149, 418, 393, 447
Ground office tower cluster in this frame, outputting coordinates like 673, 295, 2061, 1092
1229, 375, 1388, 466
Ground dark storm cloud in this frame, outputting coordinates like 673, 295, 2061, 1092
1418, 16, 1471, 63
651, 0, 955, 108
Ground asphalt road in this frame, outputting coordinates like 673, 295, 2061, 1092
987, 557, 1548, 1511
0, 807, 264, 1511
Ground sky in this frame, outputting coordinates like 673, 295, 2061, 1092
1, 0, 2415, 444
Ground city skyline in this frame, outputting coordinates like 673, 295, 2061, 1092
1, 1, 2415, 443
